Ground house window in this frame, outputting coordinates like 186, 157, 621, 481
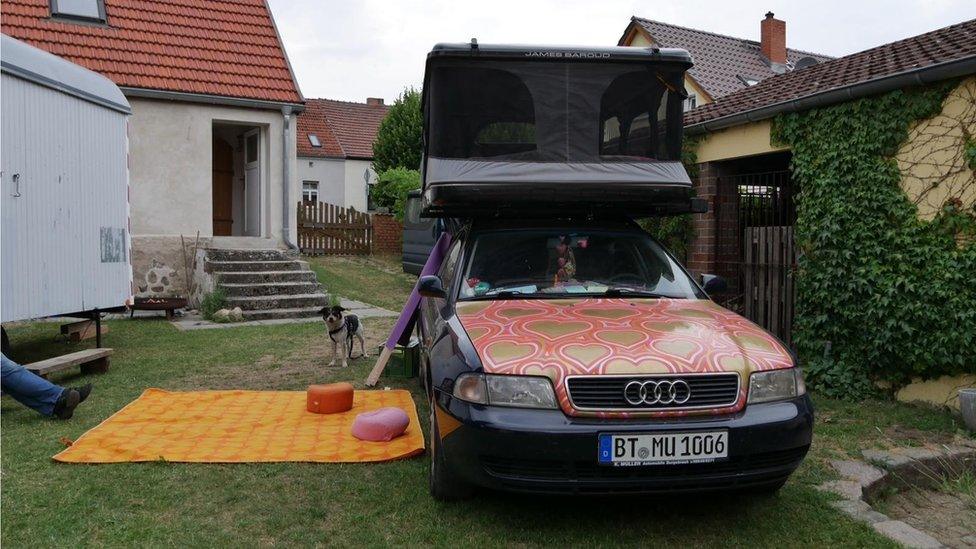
302, 181, 319, 203
738, 75, 760, 87
308, 134, 322, 148
683, 94, 697, 112
50, 0, 106, 23
246, 133, 258, 164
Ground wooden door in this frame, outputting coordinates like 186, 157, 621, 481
212, 137, 234, 236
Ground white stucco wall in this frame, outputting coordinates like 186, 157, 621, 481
344, 159, 374, 212
296, 156, 375, 211
126, 97, 298, 243
297, 156, 345, 205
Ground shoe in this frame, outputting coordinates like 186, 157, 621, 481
72, 383, 93, 404
52, 389, 81, 420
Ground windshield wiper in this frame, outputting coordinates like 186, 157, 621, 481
602, 287, 671, 298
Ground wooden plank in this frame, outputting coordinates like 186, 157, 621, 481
742, 227, 756, 319
297, 200, 374, 256
770, 227, 781, 339
784, 226, 795, 346
755, 228, 766, 328
26, 348, 113, 377
60, 320, 110, 343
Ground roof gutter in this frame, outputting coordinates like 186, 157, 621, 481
119, 87, 304, 113
685, 54, 976, 135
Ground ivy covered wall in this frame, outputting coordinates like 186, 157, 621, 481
771, 79, 976, 398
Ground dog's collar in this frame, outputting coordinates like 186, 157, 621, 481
328, 325, 344, 336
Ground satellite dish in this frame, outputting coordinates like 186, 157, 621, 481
793, 56, 819, 71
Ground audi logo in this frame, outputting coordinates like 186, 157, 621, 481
624, 379, 692, 406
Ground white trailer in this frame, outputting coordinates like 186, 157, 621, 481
1, 34, 131, 325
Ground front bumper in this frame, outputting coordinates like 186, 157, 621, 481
434, 393, 814, 495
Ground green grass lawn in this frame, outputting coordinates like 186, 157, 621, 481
1, 258, 969, 547
306, 254, 416, 311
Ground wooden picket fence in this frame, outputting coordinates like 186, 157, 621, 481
297, 201, 372, 255
742, 226, 796, 345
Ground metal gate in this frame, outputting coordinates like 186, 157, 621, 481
714, 170, 797, 345
297, 201, 373, 255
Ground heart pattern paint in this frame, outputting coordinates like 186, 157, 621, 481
456, 298, 793, 418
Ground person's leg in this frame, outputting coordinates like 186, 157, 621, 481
1, 354, 65, 416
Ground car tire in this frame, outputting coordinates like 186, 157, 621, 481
428, 397, 474, 501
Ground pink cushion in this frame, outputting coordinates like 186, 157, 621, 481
351, 407, 410, 442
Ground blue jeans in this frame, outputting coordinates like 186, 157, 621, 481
1, 354, 65, 416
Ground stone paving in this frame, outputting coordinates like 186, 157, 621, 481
818, 442, 976, 548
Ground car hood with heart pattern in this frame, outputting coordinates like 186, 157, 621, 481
455, 298, 794, 418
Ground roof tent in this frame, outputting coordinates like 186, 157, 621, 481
420, 42, 699, 217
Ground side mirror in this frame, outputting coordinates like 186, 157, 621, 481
701, 274, 728, 295
418, 275, 447, 299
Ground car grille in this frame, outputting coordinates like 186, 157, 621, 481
566, 373, 740, 411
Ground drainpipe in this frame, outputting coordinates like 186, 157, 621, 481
281, 106, 298, 250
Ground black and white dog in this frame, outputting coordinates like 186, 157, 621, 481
320, 305, 368, 367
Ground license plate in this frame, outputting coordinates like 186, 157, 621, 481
598, 431, 728, 466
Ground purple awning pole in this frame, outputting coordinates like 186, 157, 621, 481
366, 232, 452, 386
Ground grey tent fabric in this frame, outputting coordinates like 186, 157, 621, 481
425, 158, 691, 186
425, 58, 687, 163
420, 44, 695, 216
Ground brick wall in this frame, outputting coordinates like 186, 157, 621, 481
371, 213, 403, 255
686, 162, 719, 277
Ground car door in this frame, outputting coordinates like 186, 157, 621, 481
401, 190, 437, 275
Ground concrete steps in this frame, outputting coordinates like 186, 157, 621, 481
206, 249, 297, 262
240, 307, 325, 321
221, 281, 322, 297
215, 270, 318, 284
203, 247, 328, 320
207, 260, 306, 273
225, 293, 330, 311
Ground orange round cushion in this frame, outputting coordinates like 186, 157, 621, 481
306, 382, 354, 414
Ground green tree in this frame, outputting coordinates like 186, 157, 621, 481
372, 167, 420, 220
372, 88, 423, 174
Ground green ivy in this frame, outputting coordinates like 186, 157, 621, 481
639, 135, 703, 261
771, 83, 976, 398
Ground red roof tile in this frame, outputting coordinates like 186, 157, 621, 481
685, 19, 976, 128
625, 17, 833, 99
297, 99, 390, 159
1, 0, 302, 104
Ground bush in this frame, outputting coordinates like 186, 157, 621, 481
637, 136, 702, 261
772, 82, 976, 397
372, 88, 422, 174
372, 168, 420, 221
199, 288, 228, 321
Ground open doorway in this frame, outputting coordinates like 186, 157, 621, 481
212, 123, 263, 237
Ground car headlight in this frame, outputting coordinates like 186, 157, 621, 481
452, 374, 558, 409
748, 368, 806, 404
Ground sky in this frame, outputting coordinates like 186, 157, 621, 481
267, 0, 976, 103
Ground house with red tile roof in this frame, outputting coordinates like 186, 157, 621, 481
2, 0, 306, 300
296, 98, 390, 211
619, 13, 833, 110
669, 19, 975, 354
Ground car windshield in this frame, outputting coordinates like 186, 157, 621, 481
459, 229, 703, 300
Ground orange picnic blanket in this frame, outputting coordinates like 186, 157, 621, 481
53, 388, 425, 463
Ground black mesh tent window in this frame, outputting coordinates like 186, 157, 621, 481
426, 59, 687, 163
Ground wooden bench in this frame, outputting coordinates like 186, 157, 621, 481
25, 348, 113, 378
60, 320, 110, 343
